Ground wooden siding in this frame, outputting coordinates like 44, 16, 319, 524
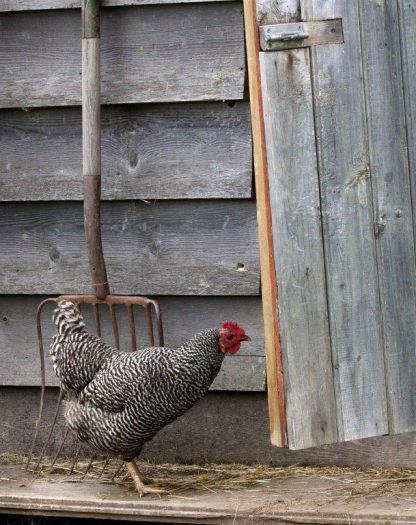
0, 0, 236, 10
0, 103, 252, 201
0, 201, 259, 295
0, 3, 245, 108
0, 0, 262, 395
0, 296, 265, 391
5, 388, 416, 468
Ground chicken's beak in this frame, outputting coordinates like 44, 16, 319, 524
240, 334, 251, 342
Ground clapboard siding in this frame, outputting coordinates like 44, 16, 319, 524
359, 0, 416, 434
0, 296, 265, 390
0, 3, 245, 108
0, 201, 259, 295
260, 49, 337, 449
5, 387, 416, 467
0, 102, 252, 201
1, 0, 235, 10
301, 0, 388, 442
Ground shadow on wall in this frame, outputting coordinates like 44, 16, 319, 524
1, 387, 415, 468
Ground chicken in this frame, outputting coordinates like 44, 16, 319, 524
50, 300, 250, 496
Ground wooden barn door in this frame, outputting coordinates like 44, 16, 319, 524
246, 0, 416, 449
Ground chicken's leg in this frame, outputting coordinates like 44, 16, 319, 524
125, 460, 165, 497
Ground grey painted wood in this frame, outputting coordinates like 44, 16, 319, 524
259, 19, 343, 51
398, 2, 416, 255
260, 49, 337, 449
0, 201, 259, 296
0, 103, 252, 200
256, 0, 300, 25
0, 0, 234, 10
0, 3, 245, 108
4, 387, 416, 468
0, 295, 266, 390
301, 0, 388, 441
359, 0, 416, 434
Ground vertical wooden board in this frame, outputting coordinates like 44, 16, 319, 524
244, 0, 286, 446
260, 49, 337, 449
301, 0, 388, 440
398, 2, 416, 251
359, 0, 416, 433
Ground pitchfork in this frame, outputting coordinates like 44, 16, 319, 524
26, 0, 164, 475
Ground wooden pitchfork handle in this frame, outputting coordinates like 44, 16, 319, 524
82, 0, 110, 300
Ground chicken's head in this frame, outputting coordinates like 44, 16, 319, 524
219, 321, 251, 355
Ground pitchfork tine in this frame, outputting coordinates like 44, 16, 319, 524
111, 461, 126, 481
127, 305, 137, 351
26, 299, 51, 469
49, 427, 70, 471
146, 305, 155, 346
109, 304, 120, 350
69, 443, 83, 474
98, 456, 112, 478
92, 302, 101, 337
81, 453, 97, 479
32, 388, 64, 472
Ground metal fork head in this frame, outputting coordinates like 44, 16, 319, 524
27, 294, 163, 472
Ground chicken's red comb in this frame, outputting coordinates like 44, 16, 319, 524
221, 320, 245, 333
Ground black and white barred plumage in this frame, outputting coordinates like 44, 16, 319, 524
50, 301, 225, 461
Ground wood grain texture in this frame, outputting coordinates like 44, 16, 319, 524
256, 0, 300, 25
398, 2, 416, 259
301, 0, 388, 441
0, 103, 252, 200
3, 463, 416, 524
0, 3, 245, 108
0, 296, 266, 390
82, 38, 101, 177
243, 0, 286, 447
0, 201, 259, 296
359, 0, 416, 434
260, 49, 337, 449
3, 388, 416, 468
0, 0, 235, 10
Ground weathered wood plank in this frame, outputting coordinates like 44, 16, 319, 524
0, 201, 259, 296
398, 2, 416, 257
260, 49, 337, 449
0, 0, 235, 11
243, 0, 286, 447
0, 295, 265, 390
0, 3, 245, 108
0, 103, 252, 200
359, 0, 416, 434
4, 388, 416, 468
3, 463, 416, 524
256, 0, 300, 25
301, 0, 388, 440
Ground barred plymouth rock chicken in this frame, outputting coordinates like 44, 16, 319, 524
50, 300, 250, 496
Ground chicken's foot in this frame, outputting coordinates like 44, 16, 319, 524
125, 460, 165, 497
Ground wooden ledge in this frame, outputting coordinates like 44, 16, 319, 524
1, 465, 416, 524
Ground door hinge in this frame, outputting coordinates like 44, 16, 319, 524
259, 19, 343, 51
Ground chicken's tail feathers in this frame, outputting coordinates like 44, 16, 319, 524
53, 300, 86, 336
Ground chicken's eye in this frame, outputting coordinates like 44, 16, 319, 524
227, 334, 233, 340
